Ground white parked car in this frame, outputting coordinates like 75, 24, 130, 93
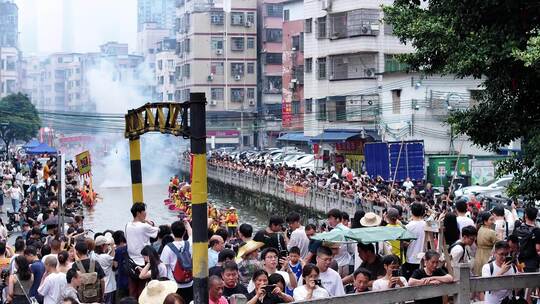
454, 175, 513, 197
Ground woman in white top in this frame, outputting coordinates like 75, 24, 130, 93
293, 264, 330, 301
139, 245, 168, 280
372, 255, 408, 291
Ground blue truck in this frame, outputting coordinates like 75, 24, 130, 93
364, 140, 425, 182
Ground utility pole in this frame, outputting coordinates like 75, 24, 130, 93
189, 92, 209, 303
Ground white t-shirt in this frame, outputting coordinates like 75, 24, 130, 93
456, 216, 475, 234
125, 221, 159, 265
403, 180, 414, 190
38, 272, 67, 304
405, 220, 426, 264
318, 268, 345, 297
95, 253, 116, 293
482, 262, 517, 304
247, 270, 290, 293
293, 285, 330, 301
287, 226, 310, 259
333, 224, 353, 267
450, 243, 473, 269
372, 276, 408, 291
160, 239, 193, 289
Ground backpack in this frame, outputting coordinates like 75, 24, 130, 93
449, 241, 467, 263
167, 242, 193, 284
512, 223, 537, 260
76, 259, 101, 303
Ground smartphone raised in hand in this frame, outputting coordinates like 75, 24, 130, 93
263, 284, 276, 293
392, 269, 400, 277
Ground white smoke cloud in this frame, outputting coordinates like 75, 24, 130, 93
85, 57, 188, 188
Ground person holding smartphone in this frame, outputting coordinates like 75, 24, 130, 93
293, 264, 330, 301
372, 255, 408, 291
246, 269, 278, 304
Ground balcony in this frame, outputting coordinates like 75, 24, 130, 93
176, 0, 185, 7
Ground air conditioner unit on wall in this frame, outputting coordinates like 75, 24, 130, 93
245, 21, 253, 27
234, 75, 242, 81
365, 68, 376, 77
321, 0, 332, 11
248, 99, 255, 106
216, 49, 223, 55
210, 100, 217, 105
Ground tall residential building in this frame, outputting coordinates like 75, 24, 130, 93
137, 0, 176, 33
0, 0, 20, 99
39, 53, 86, 111
281, 0, 303, 131
0, 0, 18, 48
299, 0, 486, 166
176, 0, 258, 147
20, 56, 42, 106
155, 38, 177, 102
257, 0, 285, 147
137, 22, 170, 63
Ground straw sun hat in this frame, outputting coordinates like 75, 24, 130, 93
236, 240, 265, 263
360, 212, 382, 227
139, 280, 178, 304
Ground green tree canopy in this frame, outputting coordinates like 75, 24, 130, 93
384, 1, 540, 201
0, 93, 41, 155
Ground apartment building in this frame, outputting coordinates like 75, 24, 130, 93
281, 0, 303, 131
176, 0, 258, 147
20, 56, 41, 106
0, 46, 20, 98
257, 0, 284, 146
301, 0, 487, 168
137, 0, 176, 33
155, 38, 177, 102
0, 0, 18, 48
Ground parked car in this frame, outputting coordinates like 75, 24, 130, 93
454, 175, 513, 197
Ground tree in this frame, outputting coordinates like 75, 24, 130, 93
383, 1, 540, 201
0, 93, 41, 156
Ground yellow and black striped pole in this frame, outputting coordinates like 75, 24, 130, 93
129, 136, 144, 204
189, 92, 208, 303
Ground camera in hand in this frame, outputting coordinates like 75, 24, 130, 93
314, 279, 322, 286
263, 284, 276, 293
392, 269, 400, 277
504, 256, 514, 264
279, 250, 289, 258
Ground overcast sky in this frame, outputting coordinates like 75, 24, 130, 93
15, 0, 137, 55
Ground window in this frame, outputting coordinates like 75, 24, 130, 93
317, 57, 327, 80
317, 98, 327, 120
265, 29, 282, 42
169, 75, 175, 83
211, 37, 224, 50
247, 88, 255, 99
247, 62, 255, 74
247, 12, 255, 24
329, 9, 380, 39
292, 36, 300, 50
168, 93, 174, 101
167, 60, 174, 69
148, 48, 155, 54
211, 88, 224, 100
211, 62, 224, 75
266, 53, 282, 64
184, 39, 190, 53
317, 17, 327, 39
158, 92, 164, 101
231, 63, 244, 76
346, 95, 379, 121
247, 37, 255, 49
231, 88, 245, 102
265, 76, 282, 93
392, 89, 401, 114
305, 99, 313, 113
231, 12, 245, 25
211, 11, 224, 25
384, 54, 408, 73
158, 60, 163, 70
326, 96, 347, 121
266, 4, 283, 17
384, 23, 394, 35
182, 64, 191, 78
284, 9, 290, 21
158, 76, 164, 84
305, 58, 313, 73
292, 100, 300, 114
231, 37, 245, 51
305, 18, 312, 33
329, 53, 377, 80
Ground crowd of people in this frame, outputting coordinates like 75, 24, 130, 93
0, 150, 537, 304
